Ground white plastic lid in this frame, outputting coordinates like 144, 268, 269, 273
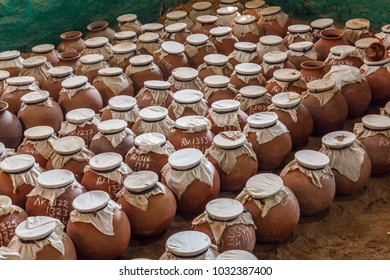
186, 34, 209, 45
89, 152, 123, 171
212, 99, 240, 112
139, 106, 168, 121
322, 131, 356, 149
0, 70, 10, 80
311, 18, 334, 29
235, 15, 256, 24
210, 26, 232, 37
346, 18, 370, 30
235, 62, 261, 75
98, 119, 127, 134
273, 68, 302, 82
167, 11, 188, 20
193, 2, 212, 11
108, 95, 137, 111
66, 108, 95, 124
216, 250, 258, 260
259, 35, 283, 46
247, 112, 278, 128
61, 76, 88, 89
138, 32, 160, 43
117, 14, 138, 23
204, 75, 230, 87
0, 50, 21, 60
98, 67, 123, 76
124, 170, 159, 192
32, 44, 55, 54
20, 90, 50, 104
289, 41, 314, 52
72, 190, 110, 213
144, 80, 171, 90
22, 56, 47, 67
245, 0, 266, 9
142, 23, 164, 32
85, 37, 109, 48
261, 6, 282, 16
0, 154, 35, 173
48, 66, 73, 77
15, 217, 58, 241
24, 126, 54, 140
271, 92, 301, 108
204, 54, 229, 65
135, 132, 166, 147
245, 173, 284, 198
168, 148, 204, 170
175, 116, 210, 131
52, 136, 85, 155
37, 169, 75, 189
288, 24, 311, 33
213, 132, 246, 149
114, 31, 137, 40
130, 54, 153, 66
239, 85, 267, 98
166, 231, 211, 257
330, 45, 357, 55
162, 41, 185, 54
217, 6, 238, 15
234, 42, 257, 51
362, 114, 390, 130
295, 150, 330, 169
307, 79, 335, 92
173, 89, 203, 104
172, 67, 198, 81
165, 23, 187, 33
80, 54, 104, 64
6, 76, 35, 86
196, 15, 218, 24
206, 198, 243, 221
263, 51, 288, 64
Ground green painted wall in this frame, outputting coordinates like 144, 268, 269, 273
0, 0, 187, 52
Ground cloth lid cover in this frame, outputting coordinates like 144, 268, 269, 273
139, 106, 168, 121
52, 136, 85, 154
245, 173, 283, 198
271, 92, 301, 108
166, 231, 211, 257
135, 132, 166, 146
295, 150, 330, 169
37, 169, 75, 189
72, 190, 110, 213
24, 126, 54, 140
362, 114, 390, 130
15, 216, 58, 241
322, 131, 356, 148
211, 99, 240, 112
0, 154, 35, 173
247, 112, 278, 128
124, 170, 158, 192
89, 152, 122, 171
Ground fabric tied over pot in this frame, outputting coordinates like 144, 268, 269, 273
319, 141, 365, 182
353, 123, 390, 139
360, 62, 390, 77
168, 75, 203, 91
82, 44, 113, 60
80, 60, 109, 75
257, 43, 287, 60
197, 62, 234, 77
261, 61, 286, 74
191, 210, 255, 245
118, 21, 142, 34
153, 48, 170, 62
136, 41, 162, 55
184, 41, 216, 58
101, 105, 139, 123
285, 33, 313, 46
243, 119, 288, 145
137, 87, 172, 106
376, 31, 390, 48
287, 48, 318, 60
128, 140, 175, 156
209, 108, 241, 129
70, 200, 121, 236
162, 248, 216, 260
59, 116, 100, 136
325, 48, 363, 62
19, 62, 52, 87
93, 73, 132, 95
343, 27, 369, 44
235, 93, 271, 112
20, 136, 58, 160
323, 65, 363, 89
233, 22, 259, 38
214, 32, 237, 44
302, 87, 339, 107
170, 98, 208, 119
59, 82, 93, 99
8, 217, 65, 260
27, 180, 83, 206
266, 77, 307, 93
205, 131, 257, 174
228, 49, 257, 63
0, 246, 20, 260
167, 29, 191, 41
217, 14, 237, 28
92, 128, 134, 148
258, 11, 289, 28
19, 97, 53, 112
234, 71, 266, 85
139, 118, 175, 137
3, 82, 40, 95
0, 198, 24, 216
125, 63, 156, 75
84, 162, 131, 185
235, 186, 292, 217
203, 84, 238, 101
0, 56, 24, 69
7, 163, 44, 194
116, 182, 166, 211
167, 18, 194, 29
110, 52, 135, 67
182, 119, 212, 134
161, 158, 214, 198
49, 74, 74, 84
50, 147, 94, 169
280, 159, 334, 188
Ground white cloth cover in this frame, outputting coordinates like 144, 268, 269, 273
50, 147, 94, 169
80, 61, 109, 75
19, 136, 57, 160
92, 128, 134, 148
243, 120, 289, 144
258, 11, 289, 28
285, 32, 313, 45
323, 65, 363, 89
261, 61, 286, 73
170, 98, 208, 119
82, 44, 113, 60
0, 57, 24, 70
197, 62, 234, 77
137, 87, 172, 106
376, 31, 390, 48
138, 117, 175, 137
287, 48, 318, 60
202, 84, 238, 101
83, 162, 132, 185
184, 41, 216, 58
267, 103, 298, 123
19, 97, 53, 112
0, 246, 20, 260
233, 22, 260, 38
235, 92, 271, 111
217, 14, 238, 28
93, 74, 133, 95
257, 43, 287, 60
302, 87, 339, 107
353, 122, 390, 139
228, 50, 257, 63
360, 62, 390, 77
162, 248, 216, 260
59, 82, 94, 99
3, 82, 40, 95
58, 116, 100, 136
209, 108, 241, 130
214, 33, 238, 44
136, 40, 162, 55
128, 140, 175, 156
0, 200, 24, 216
118, 20, 142, 34
266, 77, 307, 92
110, 52, 135, 67
325, 48, 363, 63
101, 105, 139, 123
168, 75, 203, 91
233, 71, 266, 85
125, 63, 157, 75
19, 62, 52, 87
343, 27, 369, 44
7, 164, 44, 194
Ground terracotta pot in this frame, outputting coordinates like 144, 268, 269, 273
258, 6, 289, 37
261, 51, 296, 80
0, 50, 24, 77
232, 15, 260, 44
100, 95, 139, 128
56, 52, 81, 71
57, 31, 86, 53
169, 126, 214, 154
265, 69, 307, 96
230, 63, 266, 90
86, 21, 116, 42
153, 42, 189, 80
167, 89, 208, 120
314, 29, 351, 61
197, 55, 233, 81
184, 34, 217, 68
236, 86, 271, 115
324, 46, 364, 72
0, 101, 23, 148
362, 59, 390, 105
202, 75, 236, 106
31, 44, 59, 65
192, 15, 218, 36
207, 100, 248, 134
42, 66, 74, 102
300, 61, 326, 82
164, 23, 191, 45
341, 79, 372, 118
136, 80, 173, 110
209, 27, 239, 56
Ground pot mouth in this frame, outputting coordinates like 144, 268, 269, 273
58, 52, 81, 61
320, 29, 344, 40
301, 60, 325, 69
87, 21, 109, 31
61, 31, 82, 40
0, 101, 9, 112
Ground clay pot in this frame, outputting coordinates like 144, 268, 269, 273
216, 6, 240, 28
165, 10, 194, 30
153, 42, 189, 80
113, 31, 138, 45
310, 18, 335, 43
229, 42, 262, 67
207, 100, 248, 134
117, 171, 176, 237
57, 31, 86, 53
209, 26, 239, 56
137, 33, 162, 55
75, 54, 109, 83
42, 66, 74, 102
100, 95, 139, 128
19, 56, 51, 88
324, 46, 364, 72
168, 89, 208, 120
282, 24, 313, 47
0, 70, 9, 97
116, 14, 143, 35
31, 44, 59, 65
287, 41, 318, 71
0, 50, 24, 77
300, 61, 326, 82
202, 75, 236, 106
232, 15, 260, 44
314, 29, 351, 61
0, 101, 23, 148
343, 18, 374, 44
230, 63, 266, 90
164, 23, 191, 45
261, 51, 296, 80
236, 86, 271, 115
243, 1, 266, 20
361, 58, 390, 105
142, 23, 165, 38
198, 54, 233, 81
258, 6, 289, 37
56, 52, 81, 71
265, 69, 307, 96
86, 21, 116, 42
184, 34, 217, 69
109, 43, 138, 71
136, 80, 173, 109
168, 67, 203, 93
192, 15, 218, 36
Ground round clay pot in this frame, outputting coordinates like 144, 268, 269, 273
167, 89, 208, 120
0, 101, 23, 148
261, 51, 296, 80
230, 63, 266, 90
361, 58, 390, 106
300, 61, 327, 82
209, 26, 239, 56
56, 52, 81, 71
324, 46, 364, 72
207, 100, 248, 134
42, 66, 74, 102
202, 75, 236, 106
192, 15, 218, 36
100, 95, 139, 128
164, 23, 191, 45
57, 31, 86, 53
265, 69, 307, 96
258, 6, 289, 37
314, 29, 351, 61
86, 21, 116, 42
0, 50, 24, 77
232, 15, 260, 44
184, 34, 217, 69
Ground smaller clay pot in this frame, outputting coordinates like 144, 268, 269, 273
283, 24, 313, 47
82, 37, 113, 61
136, 80, 173, 109
31, 44, 59, 65
184, 34, 218, 69
229, 42, 261, 67
202, 75, 236, 106
209, 26, 239, 56
141, 23, 165, 38
261, 51, 295, 80
75, 54, 109, 83
287, 41, 318, 71
235, 86, 271, 115
57, 31, 86, 53
0, 101, 23, 148
168, 89, 208, 120
56, 52, 81, 71
164, 23, 191, 45
168, 67, 203, 93
192, 15, 218, 36
0, 50, 24, 77
343, 18, 373, 44
198, 54, 233, 81
113, 31, 138, 45
189, 2, 214, 22
86, 21, 116, 42
230, 63, 266, 90
109, 43, 138, 71
258, 6, 289, 37
257, 35, 287, 63
314, 29, 351, 61
43, 66, 74, 101
300, 61, 326, 82
100, 95, 139, 128
355, 38, 381, 60
117, 14, 143, 35
243, 0, 266, 20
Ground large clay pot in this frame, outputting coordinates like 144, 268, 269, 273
82, 37, 113, 61
230, 63, 266, 90
164, 23, 191, 45
113, 31, 138, 45
243, 0, 266, 20
136, 80, 173, 109
75, 54, 109, 83
232, 15, 260, 44
142, 23, 165, 38
343, 18, 373, 44
0, 101, 23, 148
184, 34, 217, 69
300, 61, 326, 82
310, 18, 335, 43
192, 15, 218, 36
137, 33, 163, 55
258, 6, 289, 37
282, 24, 313, 47
229, 42, 261, 66
265, 68, 307, 96
165, 10, 194, 30
0, 50, 24, 77
109, 43, 138, 71
314, 29, 351, 61
100, 95, 139, 128
116, 14, 143, 35
19, 56, 51, 87
256, 35, 287, 63
197, 54, 233, 81
216, 6, 240, 28
261, 51, 295, 80
57, 31, 86, 53
202, 75, 236, 106
168, 89, 208, 120
31, 44, 59, 65
209, 26, 239, 56
42, 66, 74, 102
324, 45, 364, 72
235, 86, 271, 115
168, 67, 203, 93
86, 21, 116, 42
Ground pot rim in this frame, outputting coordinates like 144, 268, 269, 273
0, 101, 9, 113
301, 60, 325, 69
60, 31, 83, 40
319, 29, 344, 40
58, 52, 81, 61
87, 21, 109, 32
